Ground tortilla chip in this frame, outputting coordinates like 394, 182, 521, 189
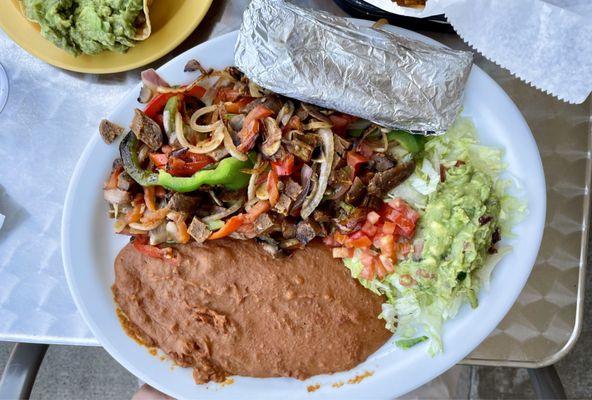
133, 0, 153, 41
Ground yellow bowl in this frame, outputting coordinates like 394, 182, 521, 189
0, 0, 213, 74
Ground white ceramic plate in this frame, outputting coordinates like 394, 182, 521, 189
62, 24, 546, 400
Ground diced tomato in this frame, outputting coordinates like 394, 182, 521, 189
388, 198, 420, 224
149, 153, 168, 169
359, 252, 376, 280
329, 113, 358, 135
167, 154, 214, 177
348, 230, 366, 241
379, 254, 395, 273
398, 242, 413, 258
378, 234, 396, 258
143, 93, 173, 120
266, 169, 279, 207
375, 258, 387, 279
186, 85, 206, 99
333, 232, 349, 245
346, 235, 372, 249
382, 198, 420, 239
382, 221, 396, 234
271, 153, 295, 176
366, 211, 380, 225
323, 236, 340, 247
346, 151, 368, 172
332, 247, 354, 259
361, 221, 378, 237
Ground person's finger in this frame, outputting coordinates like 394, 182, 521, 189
131, 383, 175, 400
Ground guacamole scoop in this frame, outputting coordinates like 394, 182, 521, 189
20, 0, 151, 56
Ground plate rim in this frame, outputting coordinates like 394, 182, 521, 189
61, 26, 546, 399
0, 0, 213, 74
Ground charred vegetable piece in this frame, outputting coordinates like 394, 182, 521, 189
99, 119, 125, 144
130, 108, 164, 150
119, 132, 159, 186
387, 130, 424, 153
120, 131, 253, 192
162, 95, 181, 137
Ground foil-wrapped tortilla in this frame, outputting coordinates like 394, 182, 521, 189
235, 0, 473, 134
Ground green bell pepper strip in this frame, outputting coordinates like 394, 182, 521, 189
119, 131, 253, 192
386, 130, 424, 153
157, 156, 252, 192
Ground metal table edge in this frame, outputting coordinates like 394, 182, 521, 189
463, 100, 592, 368
0, 333, 99, 347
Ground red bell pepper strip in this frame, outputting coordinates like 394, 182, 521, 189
208, 201, 271, 240
237, 105, 274, 152
329, 113, 358, 135
266, 169, 280, 207
143, 93, 173, 120
271, 153, 295, 176
347, 151, 368, 172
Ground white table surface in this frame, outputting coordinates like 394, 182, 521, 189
0, 0, 345, 347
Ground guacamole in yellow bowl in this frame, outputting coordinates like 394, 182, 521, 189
20, 0, 151, 56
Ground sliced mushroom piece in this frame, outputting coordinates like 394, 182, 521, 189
272, 194, 292, 216
184, 59, 210, 74
284, 138, 313, 162
117, 171, 135, 191
228, 114, 245, 133
130, 109, 163, 150
137, 86, 153, 104
104, 189, 131, 205
276, 101, 295, 127
295, 220, 322, 244
257, 236, 283, 258
301, 103, 332, 123
167, 193, 201, 213
284, 179, 303, 201
345, 176, 367, 206
261, 117, 282, 157
367, 161, 415, 198
188, 217, 211, 243
279, 238, 304, 251
99, 119, 125, 144
253, 213, 278, 235
225, 66, 243, 80
333, 134, 352, 156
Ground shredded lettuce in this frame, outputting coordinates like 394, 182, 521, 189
360, 117, 525, 355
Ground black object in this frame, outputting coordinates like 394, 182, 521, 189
528, 366, 567, 400
333, 0, 455, 33
0, 343, 49, 399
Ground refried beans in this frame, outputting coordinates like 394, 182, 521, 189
112, 239, 391, 384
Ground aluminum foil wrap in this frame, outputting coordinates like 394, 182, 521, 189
235, 0, 473, 133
